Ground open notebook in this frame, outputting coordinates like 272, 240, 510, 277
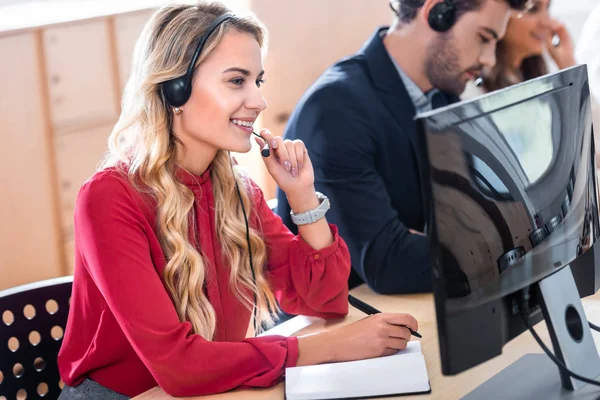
285, 341, 431, 400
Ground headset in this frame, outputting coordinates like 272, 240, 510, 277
389, 0, 457, 33
162, 12, 233, 107
161, 12, 270, 335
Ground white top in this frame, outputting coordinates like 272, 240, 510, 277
549, 0, 600, 44
461, 80, 486, 101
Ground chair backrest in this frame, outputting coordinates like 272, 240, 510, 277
0, 276, 73, 400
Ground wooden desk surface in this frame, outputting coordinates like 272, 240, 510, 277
134, 285, 600, 400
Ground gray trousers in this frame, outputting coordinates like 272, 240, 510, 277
58, 378, 130, 400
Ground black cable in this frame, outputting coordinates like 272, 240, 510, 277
230, 155, 259, 336
519, 308, 600, 387
590, 322, 600, 333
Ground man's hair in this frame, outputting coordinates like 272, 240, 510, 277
393, 0, 530, 24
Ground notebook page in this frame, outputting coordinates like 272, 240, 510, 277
285, 341, 430, 400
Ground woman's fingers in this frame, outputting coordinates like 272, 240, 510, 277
257, 129, 309, 177
257, 129, 275, 151
384, 337, 408, 352
382, 313, 419, 333
256, 129, 279, 170
386, 324, 412, 341
285, 140, 298, 177
274, 136, 292, 172
293, 140, 306, 170
257, 129, 291, 173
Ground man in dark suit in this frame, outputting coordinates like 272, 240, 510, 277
277, 0, 529, 294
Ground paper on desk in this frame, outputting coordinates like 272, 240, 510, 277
397, 340, 422, 354
285, 340, 430, 400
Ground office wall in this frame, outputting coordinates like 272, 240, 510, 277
2, 0, 597, 291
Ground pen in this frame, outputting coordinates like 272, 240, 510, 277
348, 294, 422, 338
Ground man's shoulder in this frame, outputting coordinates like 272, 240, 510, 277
302, 55, 374, 107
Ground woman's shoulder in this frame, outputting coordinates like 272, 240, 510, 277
80, 167, 134, 197
77, 167, 155, 215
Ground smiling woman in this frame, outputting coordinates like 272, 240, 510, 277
52, 1, 421, 399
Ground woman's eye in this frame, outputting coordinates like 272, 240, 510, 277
480, 35, 491, 44
230, 77, 245, 86
257, 79, 265, 88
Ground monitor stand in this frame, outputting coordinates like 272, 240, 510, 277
463, 265, 600, 400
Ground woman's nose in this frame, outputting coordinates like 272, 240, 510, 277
538, 8, 552, 29
246, 90, 267, 112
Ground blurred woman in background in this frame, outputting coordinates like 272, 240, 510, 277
463, 0, 575, 97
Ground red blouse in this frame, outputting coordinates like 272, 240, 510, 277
57, 166, 351, 397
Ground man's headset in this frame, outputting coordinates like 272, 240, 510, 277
160, 12, 269, 335
389, 0, 457, 32
390, 0, 485, 87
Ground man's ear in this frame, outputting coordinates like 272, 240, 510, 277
419, 0, 454, 32
419, 0, 441, 24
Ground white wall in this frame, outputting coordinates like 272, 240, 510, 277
550, 0, 600, 43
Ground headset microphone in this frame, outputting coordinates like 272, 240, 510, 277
475, 77, 484, 87
252, 132, 270, 157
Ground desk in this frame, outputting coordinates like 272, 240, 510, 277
134, 285, 600, 400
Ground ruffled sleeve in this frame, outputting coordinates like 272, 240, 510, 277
250, 181, 351, 319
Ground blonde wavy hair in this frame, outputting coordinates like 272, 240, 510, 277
102, 1, 278, 340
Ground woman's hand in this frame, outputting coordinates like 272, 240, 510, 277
547, 19, 576, 70
255, 128, 317, 213
296, 313, 419, 366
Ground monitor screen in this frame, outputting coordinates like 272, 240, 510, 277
416, 65, 599, 375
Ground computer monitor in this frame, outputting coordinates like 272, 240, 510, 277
416, 65, 600, 398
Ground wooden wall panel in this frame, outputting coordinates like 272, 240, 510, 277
252, 0, 392, 198
0, 32, 63, 290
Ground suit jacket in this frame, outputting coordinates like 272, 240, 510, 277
277, 27, 458, 294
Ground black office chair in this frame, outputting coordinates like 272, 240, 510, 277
0, 276, 73, 399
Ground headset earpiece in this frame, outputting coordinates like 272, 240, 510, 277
162, 76, 192, 108
161, 12, 235, 108
428, 0, 456, 32
389, 0, 456, 33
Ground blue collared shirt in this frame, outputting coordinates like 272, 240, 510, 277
389, 57, 441, 114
